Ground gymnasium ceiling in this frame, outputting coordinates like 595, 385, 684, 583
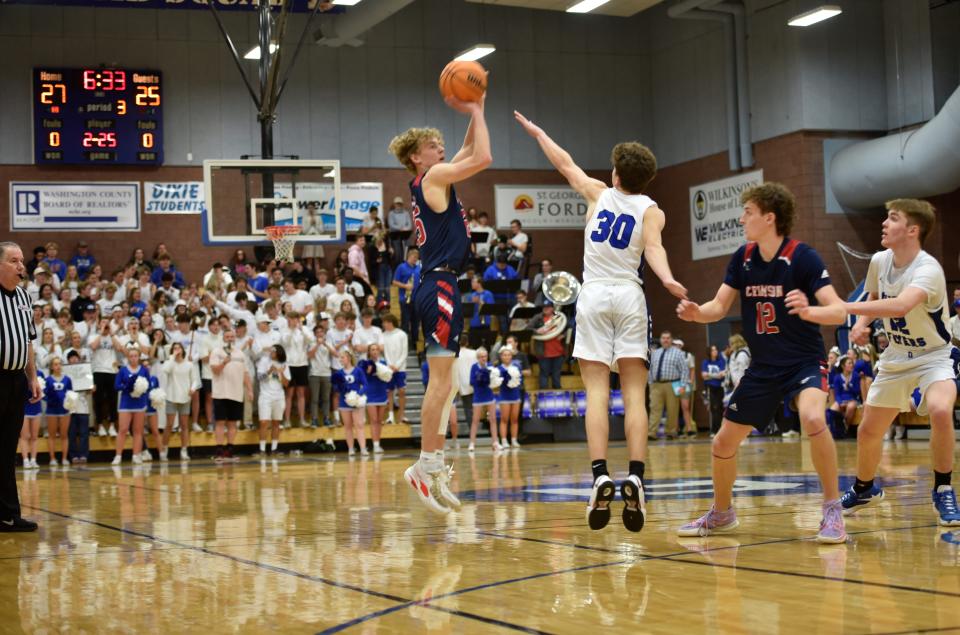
464, 0, 666, 18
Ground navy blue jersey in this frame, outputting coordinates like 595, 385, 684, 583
409, 171, 471, 273
723, 238, 830, 368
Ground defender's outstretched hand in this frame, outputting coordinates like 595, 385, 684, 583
676, 299, 701, 322
514, 111, 544, 138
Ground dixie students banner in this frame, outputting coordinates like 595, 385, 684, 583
689, 170, 763, 261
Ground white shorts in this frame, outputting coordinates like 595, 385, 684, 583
258, 397, 285, 422
866, 347, 956, 415
573, 280, 648, 371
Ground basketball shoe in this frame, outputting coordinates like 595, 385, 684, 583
620, 475, 646, 533
586, 475, 615, 530
840, 484, 884, 515
933, 485, 960, 526
678, 505, 739, 537
816, 499, 847, 544
404, 461, 451, 515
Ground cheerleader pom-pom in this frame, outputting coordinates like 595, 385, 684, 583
357, 395, 367, 408
131, 376, 150, 398
375, 363, 394, 383
488, 368, 504, 389
506, 365, 522, 388
345, 391, 360, 407
63, 390, 81, 413
149, 387, 167, 409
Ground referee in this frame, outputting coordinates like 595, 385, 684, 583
0, 242, 40, 532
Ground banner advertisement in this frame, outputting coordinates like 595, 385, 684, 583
494, 185, 588, 229
144, 182, 206, 214
10, 182, 140, 231
689, 170, 763, 261
273, 182, 382, 232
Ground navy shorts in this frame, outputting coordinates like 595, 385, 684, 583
389, 371, 407, 390
725, 361, 827, 428
413, 271, 462, 356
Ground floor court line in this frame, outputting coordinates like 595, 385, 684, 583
865, 626, 960, 635
23, 504, 566, 634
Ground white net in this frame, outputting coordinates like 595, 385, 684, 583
266, 226, 301, 263
836, 241, 873, 288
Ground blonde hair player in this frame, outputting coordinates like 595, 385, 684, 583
514, 111, 687, 532
841, 199, 960, 525
389, 89, 492, 515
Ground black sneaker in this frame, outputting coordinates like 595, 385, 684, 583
0, 517, 38, 532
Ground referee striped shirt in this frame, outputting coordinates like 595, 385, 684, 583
0, 285, 36, 370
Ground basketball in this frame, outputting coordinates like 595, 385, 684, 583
438, 60, 487, 103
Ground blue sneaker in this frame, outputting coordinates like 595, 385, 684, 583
840, 484, 885, 516
933, 485, 960, 526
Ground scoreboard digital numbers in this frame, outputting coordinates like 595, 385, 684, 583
33, 67, 163, 165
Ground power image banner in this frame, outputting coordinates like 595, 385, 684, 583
273, 182, 382, 232
689, 170, 763, 261
10, 181, 140, 231
144, 182, 206, 214
495, 185, 589, 229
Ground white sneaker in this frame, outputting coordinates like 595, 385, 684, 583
348, 449, 356, 457
49, 458, 59, 468
283, 420, 292, 430
97, 425, 107, 437
436, 465, 462, 511
361, 448, 370, 457
108, 425, 117, 437
404, 461, 451, 515
492, 442, 502, 452
468, 444, 475, 453
141, 450, 153, 462
191, 422, 203, 433
620, 474, 647, 533
159, 449, 168, 462
111, 455, 122, 466
511, 438, 520, 448
132, 454, 143, 465
30, 458, 39, 469
386, 412, 395, 424
586, 475, 616, 530
373, 444, 384, 454
180, 448, 190, 461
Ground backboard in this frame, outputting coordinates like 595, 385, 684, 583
202, 159, 342, 246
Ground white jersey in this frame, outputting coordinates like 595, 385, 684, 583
866, 249, 952, 370
581, 189, 655, 284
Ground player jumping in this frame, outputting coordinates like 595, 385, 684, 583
676, 182, 848, 543
389, 94, 491, 515
515, 111, 687, 532
841, 199, 960, 526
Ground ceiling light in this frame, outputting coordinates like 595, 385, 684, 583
332, 0, 362, 5
243, 43, 278, 60
566, 0, 610, 13
788, 5, 842, 27
454, 44, 496, 62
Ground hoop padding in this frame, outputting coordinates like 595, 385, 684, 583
265, 225, 302, 263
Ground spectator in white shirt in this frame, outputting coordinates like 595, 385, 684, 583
387, 196, 413, 266
381, 314, 409, 424
309, 268, 336, 302
352, 309, 384, 361
328, 277, 360, 317
472, 211, 496, 260
162, 342, 201, 460
281, 311, 314, 427
281, 279, 313, 314
308, 324, 334, 427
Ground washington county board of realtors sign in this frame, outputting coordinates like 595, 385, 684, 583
495, 185, 588, 229
690, 170, 763, 261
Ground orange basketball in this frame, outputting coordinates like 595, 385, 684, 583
438, 60, 487, 103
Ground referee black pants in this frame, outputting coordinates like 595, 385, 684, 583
0, 370, 26, 520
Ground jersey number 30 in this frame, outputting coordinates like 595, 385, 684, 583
589, 210, 636, 250
755, 301, 780, 334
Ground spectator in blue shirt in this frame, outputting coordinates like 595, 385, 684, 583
42, 241, 68, 279
469, 277, 494, 329
150, 254, 185, 288
830, 356, 860, 427
392, 247, 421, 348
482, 254, 518, 334
700, 345, 726, 435
69, 241, 96, 279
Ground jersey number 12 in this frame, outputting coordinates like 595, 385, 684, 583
589, 210, 636, 250
755, 302, 779, 334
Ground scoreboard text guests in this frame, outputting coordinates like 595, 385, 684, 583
33, 68, 163, 165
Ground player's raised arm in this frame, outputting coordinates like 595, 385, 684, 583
640, 206, 687, 300
513, 111, 606, 205
424, 96, 492, 187
845, 287, 927, 319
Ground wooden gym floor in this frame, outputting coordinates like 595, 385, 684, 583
3, 437, 960, 634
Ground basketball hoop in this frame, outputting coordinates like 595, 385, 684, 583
264, 225, 302, 263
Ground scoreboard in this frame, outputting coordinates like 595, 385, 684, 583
33, 67, 163, 165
